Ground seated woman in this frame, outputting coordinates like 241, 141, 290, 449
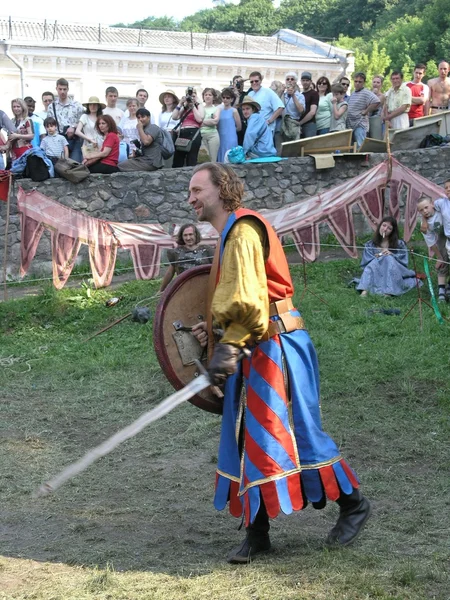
82, 115, 119, 174
355, 216, 418, 297
240, 95, 276, 159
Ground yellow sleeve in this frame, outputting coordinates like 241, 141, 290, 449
212, 217, 269, 348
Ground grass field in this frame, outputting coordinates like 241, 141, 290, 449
0, 259, 449, 600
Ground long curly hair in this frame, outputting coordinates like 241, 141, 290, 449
193, 163, 244, 212
373, 216, 400, 249
176, 223, 201, 246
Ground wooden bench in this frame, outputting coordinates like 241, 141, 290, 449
389, 119, 442, 150
411, 111, 450, 137
280, 129, 356, 157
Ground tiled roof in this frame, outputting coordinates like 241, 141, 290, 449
0, 19, 349, 60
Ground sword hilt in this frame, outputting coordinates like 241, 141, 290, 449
194, 348, 250, 398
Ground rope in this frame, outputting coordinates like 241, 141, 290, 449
1, 240, 449, 289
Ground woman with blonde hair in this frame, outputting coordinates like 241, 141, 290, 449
201, 87, 220, 162
9, 98, 33, 161
119, 98, 139, 157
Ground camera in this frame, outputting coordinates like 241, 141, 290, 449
235, 80, 243, 91
186, 86, 194, 103
132, 139, 143, 157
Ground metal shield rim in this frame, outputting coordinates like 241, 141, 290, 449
153, 264, 223, 415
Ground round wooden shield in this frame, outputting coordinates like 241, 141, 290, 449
153, 264, 223, 414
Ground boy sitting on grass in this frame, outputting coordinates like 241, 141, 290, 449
418, 194, 450, 302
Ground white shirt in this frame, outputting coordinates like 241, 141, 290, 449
158, 111, 179, 130
434, 198, 450, 248
422, 210, 443, 247
103, 106, 124, 126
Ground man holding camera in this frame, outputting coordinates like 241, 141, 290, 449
282, 72, 305, 142
231, 75, 250, 145
118, 108, 164, 172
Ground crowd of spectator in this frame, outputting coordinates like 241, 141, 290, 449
0, 61, 448, 175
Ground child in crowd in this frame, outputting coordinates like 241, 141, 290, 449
41, 117, 69, 164
116, 127, 129, 163
418, 197, 450, 302
330, 84, 348, 132
420, 182, 450, 301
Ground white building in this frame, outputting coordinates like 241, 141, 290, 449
0, 18, 354, 113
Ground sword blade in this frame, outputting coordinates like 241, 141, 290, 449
35, 374, 210, 497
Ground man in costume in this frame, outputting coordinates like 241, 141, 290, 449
190, 163, 372, 564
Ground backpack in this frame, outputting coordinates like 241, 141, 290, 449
24, 154, 50, 181
159, 128, 175, 160
419, 133, 445, 148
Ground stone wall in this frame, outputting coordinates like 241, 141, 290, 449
1, 147, 450, 281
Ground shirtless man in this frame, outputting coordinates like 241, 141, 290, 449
428, 61, 450, 114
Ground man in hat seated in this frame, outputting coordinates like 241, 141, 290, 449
240, 96, 277, 159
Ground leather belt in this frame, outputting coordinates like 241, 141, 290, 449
269, 298, 294, 317
259, 298, 306, 342
431, 106, 448, 110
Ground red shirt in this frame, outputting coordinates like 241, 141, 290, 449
406, 82, 429, 119
101, 132, 119, 166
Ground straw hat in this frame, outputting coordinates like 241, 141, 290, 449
159, 89, 180, 106
82, 95, 106, 110
239, 95, 261, 112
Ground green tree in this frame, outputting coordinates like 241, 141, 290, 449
336, 38, 391, 83
112, 16, 179, 30
277, 0, 334, 38
181, 0, 279, 35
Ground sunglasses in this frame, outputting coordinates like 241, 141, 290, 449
250, 80, 260, 84
318, 82, 327, 85
222, 96, 232, 99
286, 77, 295, 81
341, 82, 350, 86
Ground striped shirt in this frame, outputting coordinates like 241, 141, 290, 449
346, 88, 380, 132
40, 133, 68, 158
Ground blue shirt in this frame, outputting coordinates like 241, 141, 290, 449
243, 112, 276, 157
29, 113, 45, 148
248, 87, 284, 131
283, 91, 305, 119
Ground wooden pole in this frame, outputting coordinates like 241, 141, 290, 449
2, 173, 12, 302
